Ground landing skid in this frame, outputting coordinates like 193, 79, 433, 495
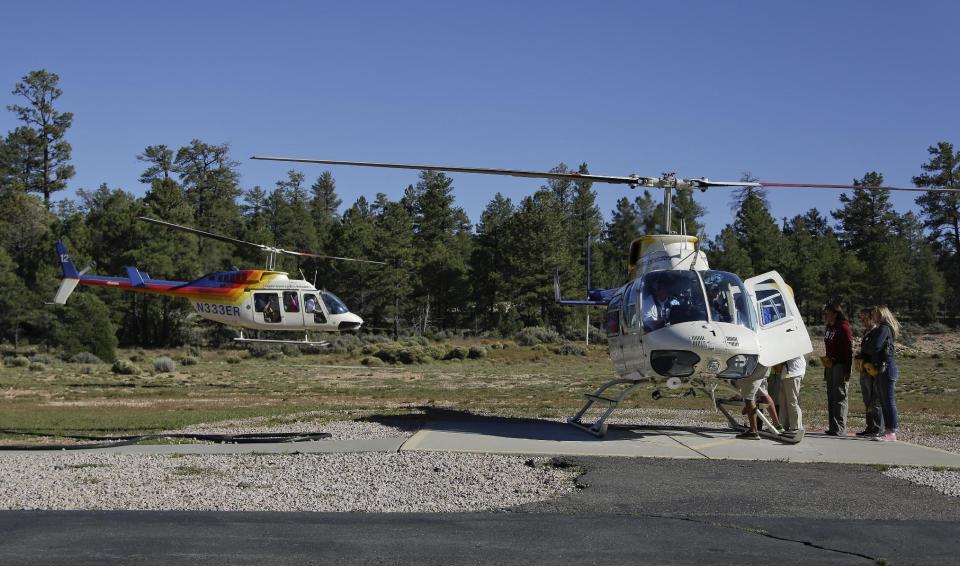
234, 330, 330, 347
707, 381, 803, 445
568, 378, 647, 437
568, 376, 803, 444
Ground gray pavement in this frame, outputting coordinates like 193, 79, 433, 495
7, 417, 959, 469
403, 419, 960, 467
2, 457, 958, 565
3, 417, 958, 564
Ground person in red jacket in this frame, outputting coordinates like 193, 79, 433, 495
822, 303, 853, 435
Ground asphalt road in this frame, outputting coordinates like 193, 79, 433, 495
1, 457, 957, 565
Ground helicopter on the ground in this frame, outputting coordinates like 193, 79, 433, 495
252, 155, 959, 439
52, 217, 385, 346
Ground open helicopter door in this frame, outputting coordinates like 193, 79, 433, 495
743, 272, 812, 367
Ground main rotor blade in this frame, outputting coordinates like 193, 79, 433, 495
252, 156, 960, 193
251, 156, 649, 186
139, 217, 265, 249
758, 181, 960, 193
292, 251, 389, 265
140, 217, 391, 266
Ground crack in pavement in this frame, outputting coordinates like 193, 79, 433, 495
643, 512, 879, 563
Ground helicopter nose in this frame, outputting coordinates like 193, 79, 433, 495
337, 312, 363, 331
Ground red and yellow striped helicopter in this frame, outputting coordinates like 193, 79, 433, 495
52, 217, 384, 345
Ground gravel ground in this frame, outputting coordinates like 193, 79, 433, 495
171, 410, 421, 440
0, 451, 576, 512
884, 467, 960, 498
4, 407, 956, 511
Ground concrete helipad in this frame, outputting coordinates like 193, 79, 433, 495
401, 420, 960, 468
6, 419, 959, 468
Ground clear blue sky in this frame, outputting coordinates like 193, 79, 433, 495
2, 1, 957, 239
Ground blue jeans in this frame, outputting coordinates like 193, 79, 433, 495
876, 367, 899, 432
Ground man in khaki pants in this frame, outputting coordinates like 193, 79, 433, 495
777, 356, 807, 434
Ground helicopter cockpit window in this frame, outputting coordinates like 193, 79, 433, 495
283, 291, 300, 313
606, 293, 623, 337
755, 279, 791, 326
702, 271, 756, 331
320, 291, 350, 315
254, 292, 281, 323
639, 271, 708, 333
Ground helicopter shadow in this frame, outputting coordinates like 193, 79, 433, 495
359, 407, 728, 442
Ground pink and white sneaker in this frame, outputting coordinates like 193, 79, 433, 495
872, 431, 897, 442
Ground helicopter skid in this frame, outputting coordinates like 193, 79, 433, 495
709, 383, 803, 445
568, 378, 647, 437
234, 337, 330, 347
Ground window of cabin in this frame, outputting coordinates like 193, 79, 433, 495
254, 292, 282, 323
303, 293, 326, 323
755, 280, 791, 327
606, 293, 623, 337
283, 291, 300, 313
623, 280, 641, 330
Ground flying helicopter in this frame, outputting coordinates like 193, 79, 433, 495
252, 155, 960, 440
52, 216, 387, 346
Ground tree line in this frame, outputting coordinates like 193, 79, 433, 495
1, 70, 958, 359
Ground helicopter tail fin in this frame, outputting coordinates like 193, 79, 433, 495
554, 268, 608, 306
56, 241, 80, 279
51, 242, 81, 304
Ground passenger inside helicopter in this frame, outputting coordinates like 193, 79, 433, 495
702, 271, 757, 331
304, 293, 327, 324
254, 292, 282, 323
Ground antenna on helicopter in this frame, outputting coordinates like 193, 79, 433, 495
138, 217, 389, 270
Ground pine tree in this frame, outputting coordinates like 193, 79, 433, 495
470, 193, 515, 331
832, 172, 909, 307
913, 142, 960, 315
732, 188, 783, 277
407, 171, 470, 330
173, 140, 242, 272
267, 170, 318, 272
331, 196, 377, 319
6, 70, 74, 209
310, 171, 341, 253
895, 211, 945, 323
370, 196, 415, 336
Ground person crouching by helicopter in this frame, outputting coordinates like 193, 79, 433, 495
858, 305, 901, 442
735, 365, 785, 440
822, 303, 853, 436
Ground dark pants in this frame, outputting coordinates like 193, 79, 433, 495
825, 364, 850, 434
859, 372, 882, 433
876, 368, 899, 432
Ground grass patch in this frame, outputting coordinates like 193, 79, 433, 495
60, 463, 112, 470
0, 341, 957, 444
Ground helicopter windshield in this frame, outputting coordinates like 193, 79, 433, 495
321, 291, 350, 315
638, 271, 708, 332
702, 270, 756, 331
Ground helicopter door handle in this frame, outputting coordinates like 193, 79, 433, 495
785, 328, 795, 332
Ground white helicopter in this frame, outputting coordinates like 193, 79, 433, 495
251, 156, 953, 439
52, 217, 385, 346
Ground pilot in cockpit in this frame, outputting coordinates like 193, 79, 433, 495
642, 279, 677, 331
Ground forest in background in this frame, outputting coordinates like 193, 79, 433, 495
1, 70, 958, 361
